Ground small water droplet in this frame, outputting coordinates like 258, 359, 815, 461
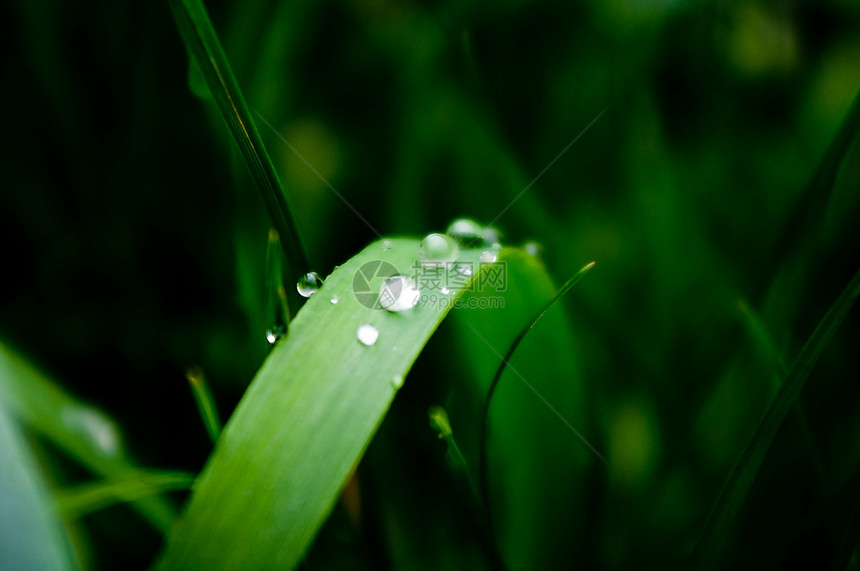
419, 233, 459, 268
297, 272, 323, 297
382, 239, 392, 251
357, 324, 379, 346
482, 226, 503, 248
391, 374, 404, 389
446, 218, 484, 247
330, 294, 339, 304
266, 325, 286, 345
440, 286, 450, 295
456, 263, 474, 277
523, 241, 543, 258
379, 275, 420, 312
479, 249, 498, 264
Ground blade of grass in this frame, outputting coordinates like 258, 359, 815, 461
56, 470, 194, 520
476, 261, 599, 547
168, 0, 309, 289
694, 265, 860, 569
0, 401, 76, 571
756, 90, 860, 298
265, 228, 290, 344
0, 341, 180, 532
157, 239, 497, 570
185, 367, 221, 443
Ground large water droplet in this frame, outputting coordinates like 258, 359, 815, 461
357, 324, 379, 346
446, 218, 484, 247
297, 272, 323, 297
419, 233, 459, 268
379, 275, 420, 312
391, 374, 404, 389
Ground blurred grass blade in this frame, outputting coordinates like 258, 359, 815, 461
429, 405, 476, 500
168, 0, 309, 282
478, 261, 598, 516
57, 470, 194, 520
186, 367, 221, 443
0, 341, 180, 532
266, 228, 291, 341
758, 90, 860, 294
0, 401, 76, 571
158, 239, 492, 570
695, 265, 860, 569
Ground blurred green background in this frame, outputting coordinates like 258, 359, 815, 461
2, 0, 860, 568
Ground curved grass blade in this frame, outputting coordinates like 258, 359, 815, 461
168, 0, 309, 286
57, 470, 194, 520
157, 239, 493, 570
0, 401, 75, 571
476, 261, 599, 521
756, 90, 860, 297
476, 261, 599, 538
185, 367, 221, 443
694, 265, 860, 569
0, 341, 180, 532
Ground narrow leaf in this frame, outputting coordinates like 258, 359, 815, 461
694, 265, 860, 569
158, 239, 493, 570
168, 0, 309, 284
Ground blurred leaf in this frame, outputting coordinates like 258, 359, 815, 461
0, 401, 76, 571
445, 250, 599, 569
57, 470, 194, 520
168, 0, 309, 293
0, 342, 180, 532
157, 238, 497, 570
694, 265, 860, 569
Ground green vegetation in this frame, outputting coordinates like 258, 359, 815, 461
2, 0, 859, 569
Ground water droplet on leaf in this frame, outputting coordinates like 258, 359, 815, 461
379, 275, 420, 312
419, 233, 459, 268
330, 294, 339, 304
446, 218, 484, 247
391, 374, 404, 389
297, 272, 323, 297
357, 324, 379, 346
479, 250, 498, 264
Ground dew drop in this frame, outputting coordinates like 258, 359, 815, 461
266, 325, 286, 345
479, 249, 498, 264
419, 233, 459, 268
297, 272, 323, 297
446, 218, 484, 247
440, 286, 450, 295
382, 239, 392, 251
456, 263, 474, 277
391, 374, 404, 389
330, 294, 339, 304
523, 241, 543, 258
357, 324, 379, 346
379, 275, 421, 312
482, 226, 503, 249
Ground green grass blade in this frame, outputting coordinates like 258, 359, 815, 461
694, 265, 860, 569
265, 228, 291, 340
168, 0, 309, 282
757, 90, 860, 295
0, 342, 180, 532
57, 470, 194, 520
157, 239, 493, 570
185, 367, 222, 443
0, 401, 76, 571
